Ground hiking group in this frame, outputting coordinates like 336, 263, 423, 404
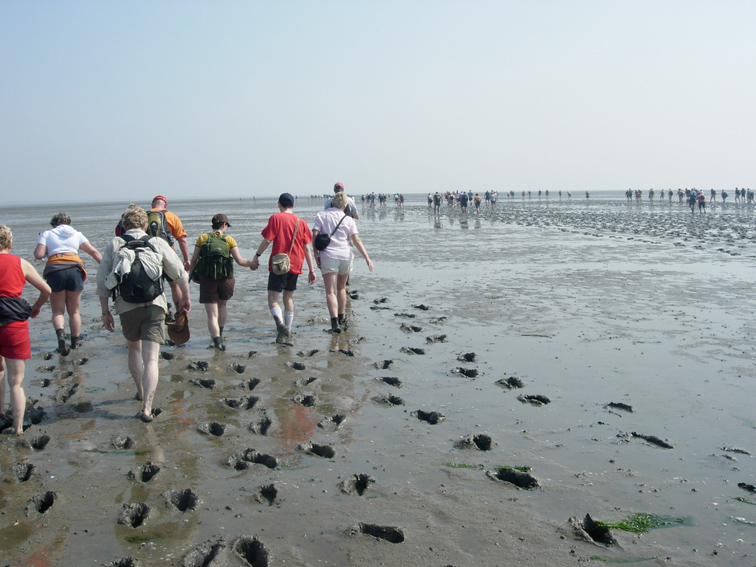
0, 185, 373, 428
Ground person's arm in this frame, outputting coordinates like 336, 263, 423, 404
177, 281, 191, 313
305, 243, 316, 284
230, 246, 251, 267
20, 258, 52, 318
350, 234, 374, 272
177, 235, 191, 271
188, 246, 201, 275
99, 296, 114, 332
34, 243, 47, 260
80, 241, 102, 263
249, 239, 272, 271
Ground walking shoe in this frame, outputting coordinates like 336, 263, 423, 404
274, 317, 289, 344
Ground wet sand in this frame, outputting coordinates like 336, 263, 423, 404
2, 197, 756, 566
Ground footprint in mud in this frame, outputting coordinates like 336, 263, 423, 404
298, 442, 336, 459
13, 462, 35, 482
231, 535, 271, 567
412, 304, 431, 311
249, 417, 272, 435
243, 378, 261, 391
338, 474, 375, 496
331, 348, 354, 357
74, 357, 88, 366
222, 396, 260, 410
373, 394, 405, 406
55, 383, 79, 403
287, 361, 306, 371
457, 352, 476, 362
160, 351, 175, 360
38, 365, 57, 372
495, 376, 525, 390
292, 394, 316, 407
400, 323, 422, 333
25, 491, 56, 518
295, 376, 318, 387
413, 409, 444, 424
429, 316, 447, 324
187, 360, 210, 372
42, 352, 55, 361
425, 334, 447, 343
394, 312, 416, 318
454, 434, 494, 451
181, 539, 226, 567
738, 482, 756, 493
127, 461, 161, 482
190, 378, 216, 389
453, 367, 478, 378
568, 514, 618, 546
400, 346, 425, 355
349, 523, 405, 543
112, 435, 134, 450
486, 468, 540, 490
374, 360, 393, 370
247, 350, 258, 358
629, 432, 673, 449
101, 558, 139, 567
518, 394, 551, 406
198, 422, 227, 437
27, 407, 45, 425
380, 377, 402, 388
227, 449, 278, 470
606, 401, 633, 413
252, 484, 279, 506
298, 349, 319, 358
232, 363, 246, 374
724, 446, 752, 456
118, 502, 150, 528
26, 434, 51, 451
373, 297, 388, 304
318, 414, 346, 431
163, 488, 198, 512
349, 291, 359, 299
41, 378, 53, 388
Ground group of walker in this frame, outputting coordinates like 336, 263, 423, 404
0, 184, 373, 430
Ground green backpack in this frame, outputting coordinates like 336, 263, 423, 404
195, 233, 233, 280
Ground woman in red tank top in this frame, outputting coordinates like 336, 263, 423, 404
0, 226, 51, 435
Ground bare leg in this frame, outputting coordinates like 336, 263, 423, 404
323, 273, 339, 319
336, 273, 349, 316
217, 300, 228, 331
50, 291, 67, 332
6, 358, 26, 434
205, 303, 220, 338
65, 290, 83, 346
140, 340, 161, 418
0, 357, 5, 415
127, 340, 144, 401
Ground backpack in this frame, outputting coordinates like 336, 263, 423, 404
147, 210, 174, 246
194, 233, 233, 280
113, 235, 164, 303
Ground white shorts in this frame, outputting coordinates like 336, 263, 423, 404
320, 256, 353, 276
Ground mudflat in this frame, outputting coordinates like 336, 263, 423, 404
2, 198, 756, 566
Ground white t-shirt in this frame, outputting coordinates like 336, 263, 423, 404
313, 208, 357, 261
38, 225, 89, 256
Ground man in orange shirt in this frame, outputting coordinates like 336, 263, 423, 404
149, 196, 191, 316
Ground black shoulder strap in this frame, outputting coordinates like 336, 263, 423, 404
330, 214, 347, 237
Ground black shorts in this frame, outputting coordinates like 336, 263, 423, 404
44, 266, 84, 293
267, 272, 299, 292
199, 275, 235, 303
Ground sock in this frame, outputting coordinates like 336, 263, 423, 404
270, 306, 283, 324
331, 317, 340, 330
71, 336, 80, 349
56, 329, 66, 340
284, 311, 294, 332
219, 326, 224, 337
338, 314, 345, 325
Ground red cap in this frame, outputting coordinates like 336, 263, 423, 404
153, 195, 167, 205
334, 183, 344, 192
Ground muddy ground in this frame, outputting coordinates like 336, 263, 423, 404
2, 197, 756, 566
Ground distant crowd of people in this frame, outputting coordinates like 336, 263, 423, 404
1, 184, 372, 430
624, 187, 755, 212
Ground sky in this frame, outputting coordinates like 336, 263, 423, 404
1, 1, 755, 204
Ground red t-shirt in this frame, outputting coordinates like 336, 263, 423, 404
261, 212, 312, 275
0, 254, 26, 298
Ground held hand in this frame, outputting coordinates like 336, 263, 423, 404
184, 260, 191, 272
179, 297, 191, 313
250, 258, 259, 271
30, 307, 41, 319
102, 313, 115, 332
308, 271, 316, 285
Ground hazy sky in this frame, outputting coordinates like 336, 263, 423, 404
2, 1, 754, 204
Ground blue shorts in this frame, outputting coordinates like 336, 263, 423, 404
45, 266, 84, 293
267, 272, 299, 292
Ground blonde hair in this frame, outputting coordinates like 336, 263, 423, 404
0, 226, 11, 250
331, 192, 348, 210
121, 206, 148, 230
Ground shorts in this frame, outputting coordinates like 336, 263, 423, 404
199, 275, 235, 304
0, 321, 31, 359
267, 271, 299, 293
45, 266, 84, 293
119, 305, 166, 344
319, 256, 353, 276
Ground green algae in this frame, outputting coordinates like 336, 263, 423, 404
596, 513, 691, 534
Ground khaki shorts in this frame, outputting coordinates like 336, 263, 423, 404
319, 256, 353, 276
120, 305, 166, 344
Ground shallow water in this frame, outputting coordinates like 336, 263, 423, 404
2, 194, 756, 565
